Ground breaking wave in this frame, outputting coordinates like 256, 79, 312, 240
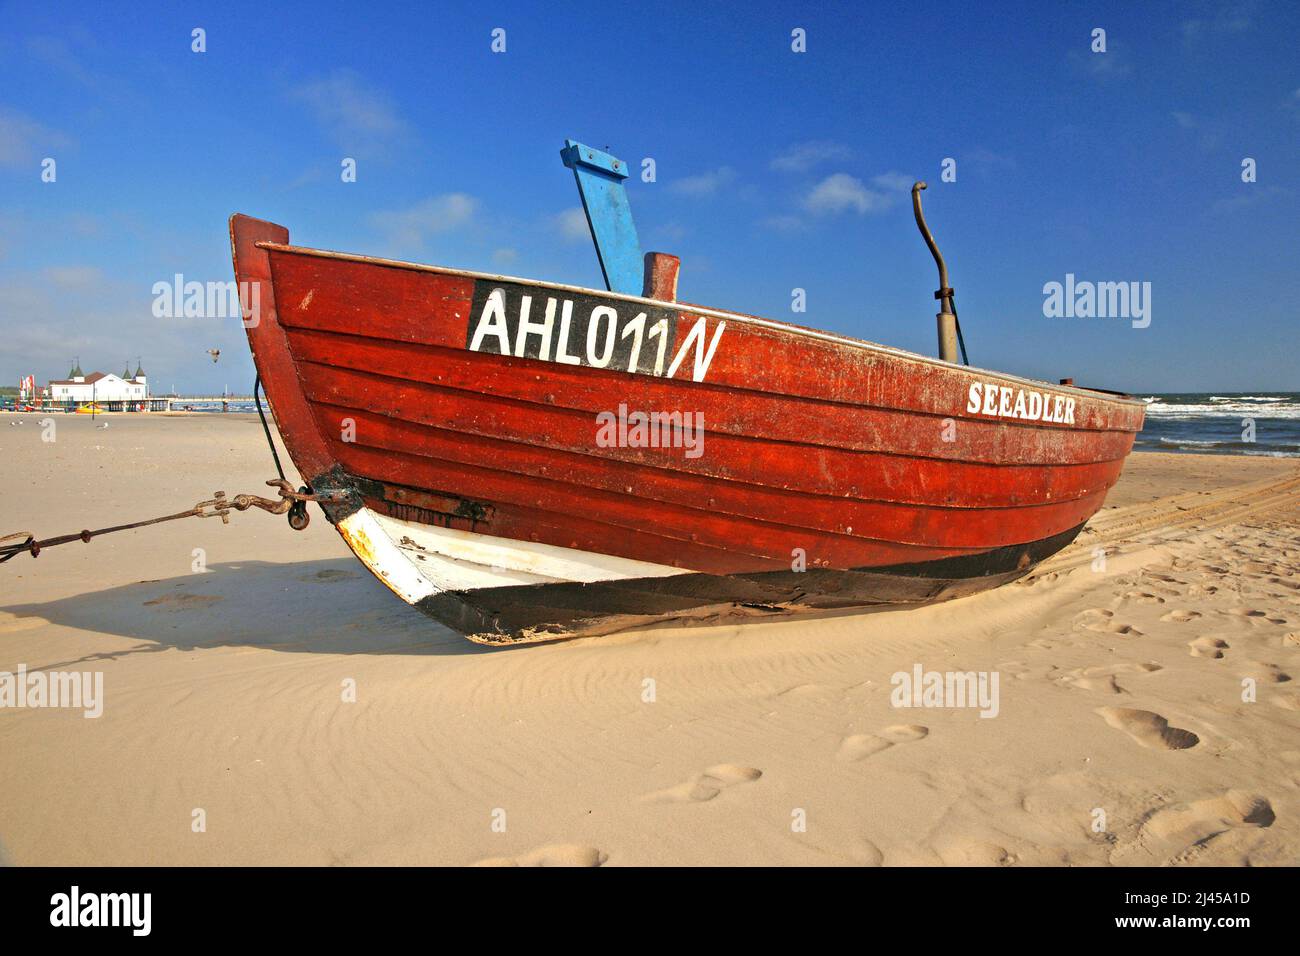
1135, 393, 1300, 457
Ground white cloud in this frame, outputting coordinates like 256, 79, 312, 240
25, 33, 134, 103
1089, 54, 1131, 78
649, 222, 688, 243
770, 141, 852, 172
492, 248, 518, 266
1169, 113, 1222, 151
668, 166, 736, 197
555, 208, 590, 242
869, 171, 916, 193
804, 173, 898, 215
1183, 4, 1255, 42
1069, 42, 1132, 81
1210, 184, 1290, 215
961, 149, 1017, 178
0, 107, 71, 169
0, 265, 252, 396
27, 35, 98, 88
760, 214, 806, 232
370, 194, 478, 246
43, 266, 104, 288
290, 70, 406, 153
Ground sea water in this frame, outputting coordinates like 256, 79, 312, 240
1137, 393, 1300, 458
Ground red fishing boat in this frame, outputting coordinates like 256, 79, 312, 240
230, 142, 1144, 644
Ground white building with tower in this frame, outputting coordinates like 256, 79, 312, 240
48, 361, 149, 403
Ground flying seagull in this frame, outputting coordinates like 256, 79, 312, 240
207, 349, 221, 363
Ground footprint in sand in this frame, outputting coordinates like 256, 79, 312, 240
1160, 609, 1202, 623
934, 839, 1018, 867
1140, 791, 1274, 864
1056, 661, 1163, 695
473, 844, 607, 867
1095, 707, 1199, 750
848, 838, 885, 866
1123, 591, 1166, 605
1002, 662, 1046, 682
1224, 608, 1268, 622
1074, 608, 1143, 636
837, 724, 929, 761
1075, 608, 1114, 626
1189, 636, 1230, 659
1057, 670, 1125, 694
1149, 585, 1182, 598
1027, 637, 1062, 650
642, 764, 762, 803
1145, 572, 1186, 585
1283, 632, 1300, 648
1237, 662, 1291, 684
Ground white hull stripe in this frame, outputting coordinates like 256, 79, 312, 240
335, 508, 440, 604
337, 508, 687, 601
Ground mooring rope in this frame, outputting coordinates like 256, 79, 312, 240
1, 379, 338, 564
950, 297, 971, 366
0, 481, 343, 563
254, 374, 287, 483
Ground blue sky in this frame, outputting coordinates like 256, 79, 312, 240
1, 0, 1296, 394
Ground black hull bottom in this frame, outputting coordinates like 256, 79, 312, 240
414, 521, 1087, 646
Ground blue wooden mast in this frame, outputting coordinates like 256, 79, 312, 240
560, 139, 643, 296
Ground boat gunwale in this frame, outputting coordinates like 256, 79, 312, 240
255, 239, 1148, 412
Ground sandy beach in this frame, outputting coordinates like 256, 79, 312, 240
1, 411, 1297, 866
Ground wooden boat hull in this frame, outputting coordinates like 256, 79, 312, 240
230, 215, 1145, 644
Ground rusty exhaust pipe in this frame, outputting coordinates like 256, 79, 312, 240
911, 182, 968, 365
